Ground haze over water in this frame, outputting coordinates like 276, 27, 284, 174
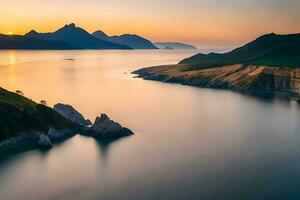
0, 50, 300, 200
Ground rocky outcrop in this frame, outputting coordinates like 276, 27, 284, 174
83, 114, 134, 140
133, 64, 300, 97
38, 134, 52, 148
46, 127, 76, 142
54, 103, 92, 127
0, 127, 78, 159
0, 88, 135, 161
47, 127, 65, 140
53, 103, 134, 140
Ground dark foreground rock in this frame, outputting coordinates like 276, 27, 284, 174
0, 128, 77, 159
82, 114, 134, 140
54, 103, 92, 126
38, 134, 53, 148
0, 96, 134, 160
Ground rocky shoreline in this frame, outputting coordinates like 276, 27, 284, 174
0, 128, 78, 159
133, 64, 300, 99
0, 103, 134, 160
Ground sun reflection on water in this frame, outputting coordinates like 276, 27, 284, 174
8, 51, 16, 65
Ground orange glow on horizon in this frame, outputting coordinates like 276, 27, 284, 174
1, 0, 299, 47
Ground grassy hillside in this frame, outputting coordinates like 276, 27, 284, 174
180, 33, 300, 70
0, 87, 73, 142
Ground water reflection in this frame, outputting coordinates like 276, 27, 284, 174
8, 50, 16, 65
0, 50, 300, 200
92, 136, 132, 171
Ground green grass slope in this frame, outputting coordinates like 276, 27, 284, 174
0, 87, 73, 142
180, 33, 300, 70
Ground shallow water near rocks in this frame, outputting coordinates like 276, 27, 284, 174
0, 50, 300, 200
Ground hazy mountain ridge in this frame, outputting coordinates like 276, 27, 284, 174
154, 42, 197, 50
93, 30, 158, 49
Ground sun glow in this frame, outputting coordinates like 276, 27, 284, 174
7, 32, 13, 35
8, 51, 16, 65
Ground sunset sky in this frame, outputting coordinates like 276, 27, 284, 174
1, 0, 299, 48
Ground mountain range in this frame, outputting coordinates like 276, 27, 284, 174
0, 23, 164, 50
25, 23, 131, 50
93, 30, 157, 49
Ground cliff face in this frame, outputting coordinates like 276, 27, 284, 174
134, 64, 300, 96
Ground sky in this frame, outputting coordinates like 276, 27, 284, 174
0, 0, 299, 48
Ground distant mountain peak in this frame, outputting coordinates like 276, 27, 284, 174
26, 30, 38, 36
92, 30, 109, 40
92, 31, 157, 49
23, 24, 131, 50
66, 23, 76, 29
60, 23, 77, 31
154, 42, 197, 50
120, 34, 138, 37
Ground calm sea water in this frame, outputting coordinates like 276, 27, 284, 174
0, 50, 300, 200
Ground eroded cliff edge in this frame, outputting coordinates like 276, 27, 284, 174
133, 33, 300, 97
133, 64, 300, 96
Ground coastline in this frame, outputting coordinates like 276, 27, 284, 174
0, 128, 78, 160
133, 64, 300, 100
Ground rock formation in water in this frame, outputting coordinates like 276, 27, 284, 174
38, 134, 53, 148
84, 114, 134, 140
53, 104, 134, 140
53, 103, 92, 127
0, 87, 134, 159
0, 127, 78, 159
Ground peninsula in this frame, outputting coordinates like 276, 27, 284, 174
134, 33, 300, 97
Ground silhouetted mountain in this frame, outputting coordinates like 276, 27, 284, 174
0, 34, 79, 50
93, 30, 110, 40
25, 23, 131, 50
180, 33, 300, 68
93, 31, 157, 49
154, 42, 197, 50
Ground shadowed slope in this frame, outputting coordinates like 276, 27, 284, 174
26, 23, 131, 50
93, 31, 157, 49
0, 88, 73, 142
0, 34, 79, 50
